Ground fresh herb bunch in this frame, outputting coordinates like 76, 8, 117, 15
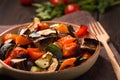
32, 0, 120, 21
32, 2, 65, 21
77, 0, 120, 13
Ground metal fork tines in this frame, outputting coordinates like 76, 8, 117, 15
89, 22, 120, 80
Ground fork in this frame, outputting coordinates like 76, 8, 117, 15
89, 22, 120, 80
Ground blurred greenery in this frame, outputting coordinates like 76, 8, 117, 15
32, 0, 120, 21
33, 2, 65, 20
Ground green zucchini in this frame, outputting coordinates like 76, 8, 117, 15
35, 52, 53, 69
30, 66, 42, 72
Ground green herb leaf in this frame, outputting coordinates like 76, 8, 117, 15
46, 43, 62, 60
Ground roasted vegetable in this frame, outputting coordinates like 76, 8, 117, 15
57, 35, 78, 58
19, 28, 31, 35
35, 52, 53, 69
48, 58, 58, 71
10, 58, 27, 70
27, 48, 44, 61
46, 43, 62, 60
29, 32, 41, 39
29, 17, 40, 32
2, 33, 18, 42
15, 35, 32, 45
67, 25, 82, 45
11, 58, 34, 71
59, 57, 77, 70
63, 42, 78, 58
54, 23, 69, 33
57, 35, 76, 47
33, 36, 57, 50
81, 38, 99, 54
37, 29, 57, 36
3, 47, 28, 66
26, 60, 35, 71
75, 25, 88, 37
32, 29, 58, 50
3, 56, 12, 66
31, 66, 42, 72
75, 52, 91, 66
35, 22, 49, 31
0, 43, 15, 60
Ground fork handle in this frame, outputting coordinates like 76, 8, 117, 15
103, 42, 120, 80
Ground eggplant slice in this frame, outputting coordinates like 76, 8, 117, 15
81, 38, 99, 54
0, 43, 15, 60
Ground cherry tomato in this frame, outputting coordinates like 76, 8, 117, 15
20, 0, 34, 5
50, 0, 63, 6
65, 4, 80, 14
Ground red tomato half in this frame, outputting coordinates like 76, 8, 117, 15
65, 4, 80, 14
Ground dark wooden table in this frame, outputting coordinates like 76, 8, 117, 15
0, 0, 120, 80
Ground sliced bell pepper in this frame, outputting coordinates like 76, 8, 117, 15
59, 57, 77, 70
57, 35, 76, 46
4, 47, 27, 66
35, 22, 49, 31
2, 33, 18, 42
10, 47, 27, 58
15, 35, 32, 45
27, 48, 45, 61
55, 23, 69, 33
3, 56, 12, 66
75, 25, 88, 37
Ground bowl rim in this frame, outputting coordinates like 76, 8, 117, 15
0, 21, 100, 74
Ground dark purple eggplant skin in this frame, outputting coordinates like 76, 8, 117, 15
19, 28, 31, 35
74, 38, 99, 66
0, 43, 15, 60
26, 60, 35, 71
11, 58, 34, 71
80, 38, 99, 54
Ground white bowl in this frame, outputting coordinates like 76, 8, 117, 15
0, 21, 100, 80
